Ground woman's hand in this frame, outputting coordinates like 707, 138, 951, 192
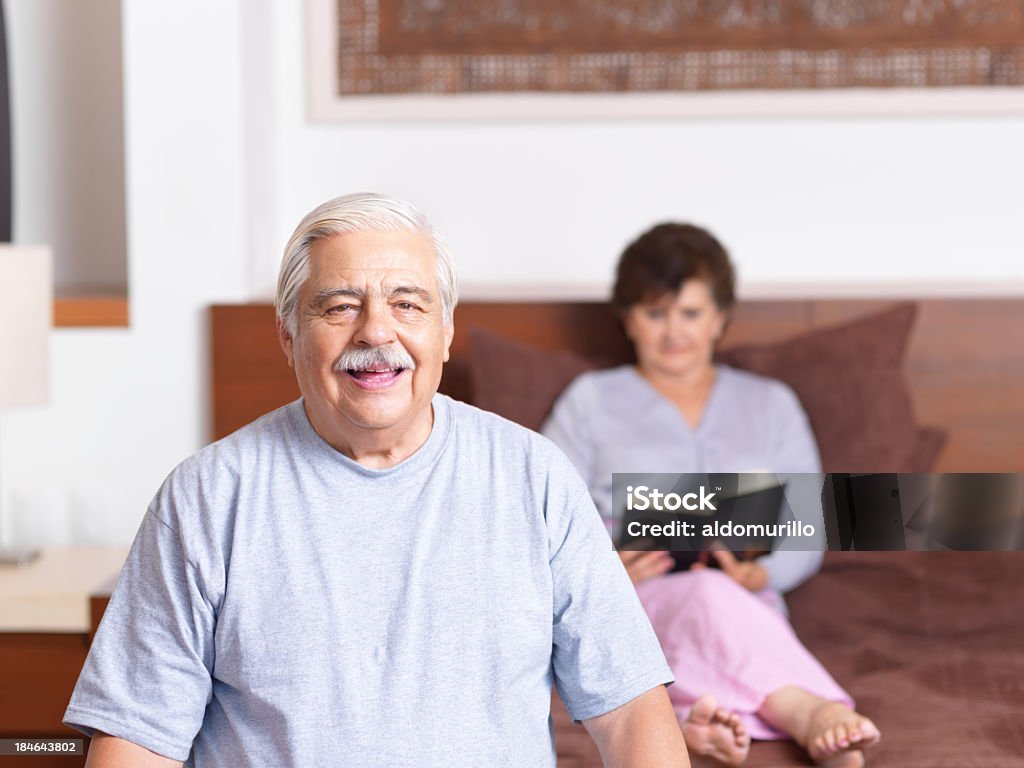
691, 545, 768, 592
618, 549, 674, 585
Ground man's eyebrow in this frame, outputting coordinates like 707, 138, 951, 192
387, 285, 435, 303
311, 287, 365, 306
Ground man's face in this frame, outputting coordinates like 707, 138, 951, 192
279, 229, 454, 451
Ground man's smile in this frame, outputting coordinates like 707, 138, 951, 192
345, 366, 407, 390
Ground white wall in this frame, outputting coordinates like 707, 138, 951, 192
249, 2, 1024, 300
3, 0, 1024, 546
7, 0, 127, 293
2, 0, 247, 546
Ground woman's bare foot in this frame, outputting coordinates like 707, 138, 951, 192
758, 687, 880, 767
805, 701, 880, 766
682, 694, 751, 767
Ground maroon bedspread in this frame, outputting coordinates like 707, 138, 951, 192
553, 552, 1024, 767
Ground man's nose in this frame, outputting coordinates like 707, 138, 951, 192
353, 302, 397, 347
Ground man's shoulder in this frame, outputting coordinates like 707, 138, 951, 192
443, 395, 573, 467
444, 394, 544, 441
193, 400, 295, 465
443, 396, 592, 522
157, 401, 299, 510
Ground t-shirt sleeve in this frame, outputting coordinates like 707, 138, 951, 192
63, 502, 216, 762
546, 457, 673, 722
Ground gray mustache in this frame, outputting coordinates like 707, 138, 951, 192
334, 345, 417, 372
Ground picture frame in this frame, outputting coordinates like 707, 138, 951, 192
306, 0, 1024, 121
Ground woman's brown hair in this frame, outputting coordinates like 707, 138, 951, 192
612, 223, 736, 312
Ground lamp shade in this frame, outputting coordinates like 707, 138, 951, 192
0, 244, 51, 408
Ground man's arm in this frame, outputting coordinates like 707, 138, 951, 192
84, 733, 182, 768
583, 686, 691, 768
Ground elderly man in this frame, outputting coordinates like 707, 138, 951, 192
65, 193, 690, 767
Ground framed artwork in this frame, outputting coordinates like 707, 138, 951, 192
306, 0, 1024, 119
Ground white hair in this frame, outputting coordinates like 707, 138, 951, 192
276, 192, 458, 336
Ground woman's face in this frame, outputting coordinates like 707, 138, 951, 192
623, 278, 727, 381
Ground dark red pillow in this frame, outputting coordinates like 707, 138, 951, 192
718, 303, 935, 472
467, 327, 593, 431
468, 305, 947, 471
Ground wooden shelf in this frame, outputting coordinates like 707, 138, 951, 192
0, 547, 124, 765
53, 296, 129, 328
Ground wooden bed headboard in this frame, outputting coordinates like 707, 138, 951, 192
210, 299, 1024, 472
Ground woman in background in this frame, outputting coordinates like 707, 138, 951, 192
543, 224, 880, 767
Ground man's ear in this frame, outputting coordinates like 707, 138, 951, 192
442, 319, 455, 363
277, 317, 296, 369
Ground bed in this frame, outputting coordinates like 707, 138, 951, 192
211, 298, 1024, 767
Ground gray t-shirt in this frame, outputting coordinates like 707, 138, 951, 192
65, 395, 671, 767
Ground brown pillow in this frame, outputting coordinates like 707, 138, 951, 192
468, 306, 948, 471
467, 327, 593, 431
717, 303, 929, 472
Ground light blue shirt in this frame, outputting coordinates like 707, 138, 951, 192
66, 395, 671, 766
542, 365, 825, 593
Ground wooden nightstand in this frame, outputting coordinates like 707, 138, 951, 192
0, 547, 127, 767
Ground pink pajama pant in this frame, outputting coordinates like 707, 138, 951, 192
636, 569, 853, 739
